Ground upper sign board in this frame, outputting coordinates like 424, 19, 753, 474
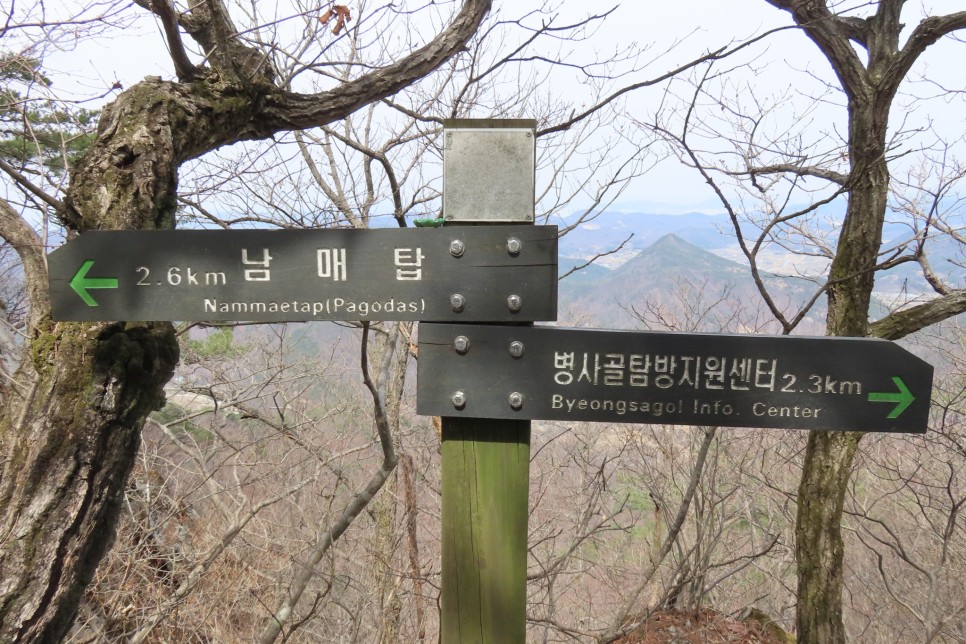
417, 324, 933, 433
48, 227, 557, 322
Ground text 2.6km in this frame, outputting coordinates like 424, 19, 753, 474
136, 266, 228, 287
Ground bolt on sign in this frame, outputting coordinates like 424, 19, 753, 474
47, 226, 557, 322
417, 323, 934, 433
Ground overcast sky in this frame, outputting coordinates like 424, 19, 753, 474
34, 1, 966, 208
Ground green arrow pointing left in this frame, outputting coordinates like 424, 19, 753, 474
70, 260, 118, 306
868, 376, 915, 419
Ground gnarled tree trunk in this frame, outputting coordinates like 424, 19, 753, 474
0, 1, 491, 640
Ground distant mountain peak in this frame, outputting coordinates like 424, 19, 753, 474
559, 228, 829, 332
614, 232, 739, 275
652, 232, 688, 246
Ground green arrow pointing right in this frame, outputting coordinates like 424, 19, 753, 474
868, 376, 915, 419
70, 260, 118, 307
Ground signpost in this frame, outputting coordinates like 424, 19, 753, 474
48, 226, 557, 322
417, 323, 934, 433
438, 120, 535, 644
45, 117, 937, 643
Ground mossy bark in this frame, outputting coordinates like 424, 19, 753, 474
780, 5, 904, 642
796, 88, 889, 644
0, 65, 276, 639
0, 3, 492, 639
0, 66, 279, 639
0, 322, 178, 642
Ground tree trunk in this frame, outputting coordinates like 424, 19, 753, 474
796, 85, 891, 644
0, 2, 503, 638
0, 76, 203, 641
795, 431, 861, 643
0, 322, 178, 641
0, 70, 288, 640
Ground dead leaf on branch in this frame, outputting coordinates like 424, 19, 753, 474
319, 4, 351, 35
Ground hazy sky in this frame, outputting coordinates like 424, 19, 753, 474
34, 1, 966, 208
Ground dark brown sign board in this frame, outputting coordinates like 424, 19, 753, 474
48, 226, 557, 322
417, 323, 933, 433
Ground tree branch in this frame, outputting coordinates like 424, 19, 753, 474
763, 0, 870, 98
172, 0, 275, 83
885, 11, 966, 100
558, 233, 633, 281
734, 163, 849, 186
602, 427, 718, 642
837, 16, 870, 49
0, 158, 65, 212
0, 197, 49, 327
868, 289, 966, 340
538, 47, 730, 137
256, 322, 400, 644
139, 0, 198, 81
538, 21, 801, 138
261, 1, 492, 131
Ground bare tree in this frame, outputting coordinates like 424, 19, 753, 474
6, 1, 896, 640
638, 2, 966, 641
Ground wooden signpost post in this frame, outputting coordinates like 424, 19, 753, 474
437, 119, 539, 644
48, 119, 934, 643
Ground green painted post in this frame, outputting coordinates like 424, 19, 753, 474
440, 419, 530, 643
439, 119, 536, 642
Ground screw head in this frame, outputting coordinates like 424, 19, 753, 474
454, 335, 471, 354
451, 390, 466, 410
508, 340, 525, 358
507, 294, 522, 313
449, 239, 465, 257
508, 392, 524, 410
506, 237, 523, 256
450, 293, 466, 313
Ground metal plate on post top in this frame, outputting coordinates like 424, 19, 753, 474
443, 119, 536, 223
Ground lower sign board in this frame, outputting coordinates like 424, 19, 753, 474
48, 226, 557, 322
417, 324, 933, 433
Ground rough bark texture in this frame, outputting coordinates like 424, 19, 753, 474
763, 2, 966, 642
0, 322, 178, 642
0, 1, 491, 640
795, 430, 861, 643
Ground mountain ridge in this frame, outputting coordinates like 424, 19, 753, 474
560, 233, 829, 333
